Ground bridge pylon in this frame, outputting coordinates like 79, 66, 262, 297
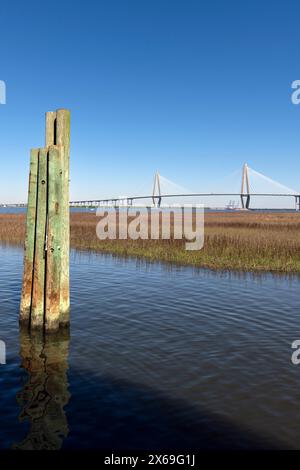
241, 163, 250, 209
152, 171, 162, 207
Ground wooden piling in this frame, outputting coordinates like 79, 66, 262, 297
45, 146, 64, 332
31, 149, 48, 329
46, 111, 57, 147
20, 109, 71, 333
20, 149, 39, 325
56, 109, 70, 325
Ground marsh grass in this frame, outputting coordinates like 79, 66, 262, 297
1, 211, 300, 273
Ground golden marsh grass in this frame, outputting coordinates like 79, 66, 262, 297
1, 211, 300, 273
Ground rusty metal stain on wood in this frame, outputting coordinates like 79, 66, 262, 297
21, 110, 70, 332
45, 146, 63, 332
56, 109, 71, 324
20, 149, 39, 325
31, 149, 48, 329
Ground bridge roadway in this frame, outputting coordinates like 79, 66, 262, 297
2, 193, 300, 209
69, 193, 300, 210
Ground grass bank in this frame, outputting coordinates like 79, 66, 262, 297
1, 212, 300, 273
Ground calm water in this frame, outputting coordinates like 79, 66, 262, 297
0, 244, 300, 449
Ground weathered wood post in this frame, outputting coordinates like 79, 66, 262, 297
45, 145, 64, 332
56, 110, 71, 325
20, 149, 39, 324
31, 148, 47, 328
20, 110, 70, 332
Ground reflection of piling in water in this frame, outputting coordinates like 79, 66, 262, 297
13, 328, 70, 450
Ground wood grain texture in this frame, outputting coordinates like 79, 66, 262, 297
45, 146, 63, 332
20, 149, 39, 325
45, 111, 57, 147
56, 109, 70, 324
31, 149, 48, 329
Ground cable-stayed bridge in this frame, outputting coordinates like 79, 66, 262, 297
69, 164, 300, 211
2, 164, 300, 211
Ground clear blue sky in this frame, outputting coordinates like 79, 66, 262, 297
1, 0, 300, 202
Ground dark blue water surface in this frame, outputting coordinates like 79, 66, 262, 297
1, 244, 300, 449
